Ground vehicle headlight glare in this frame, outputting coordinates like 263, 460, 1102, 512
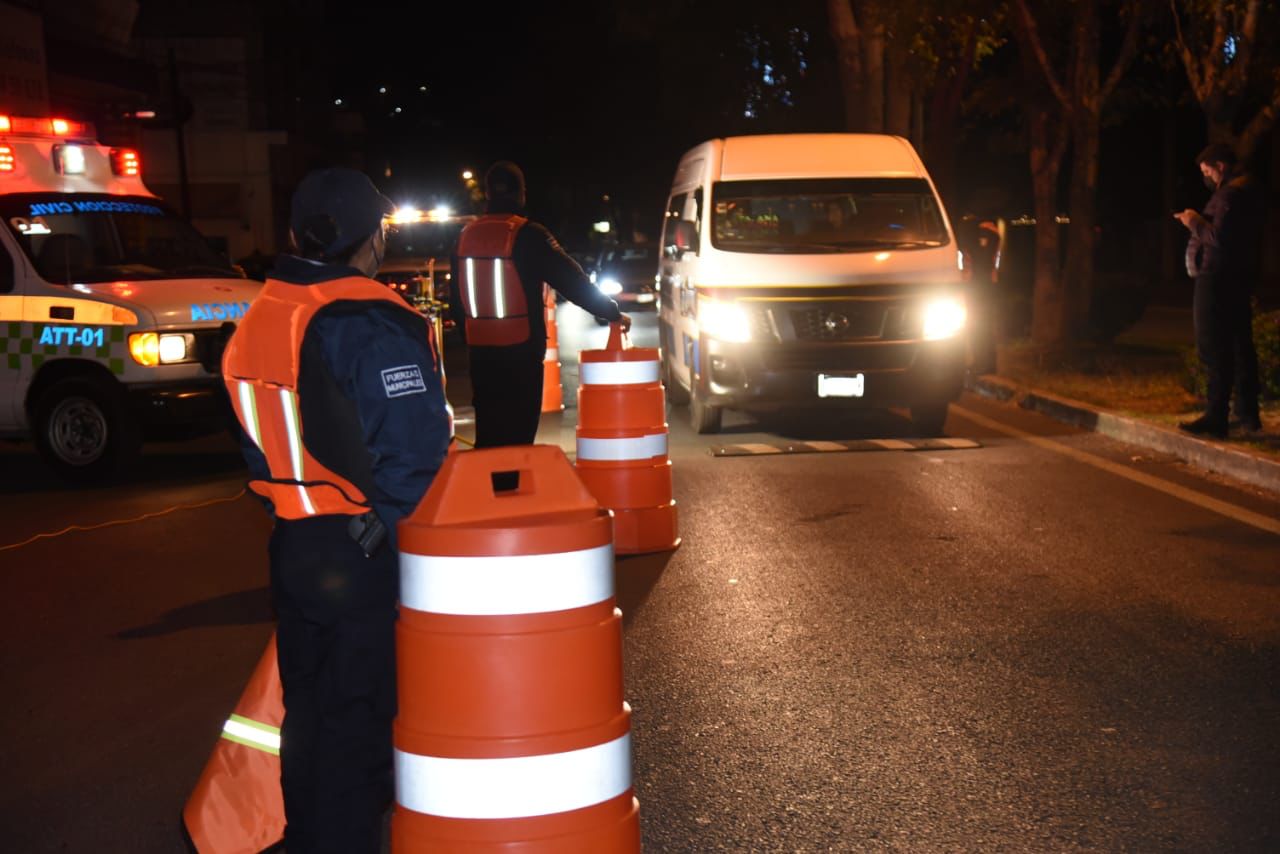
923, 297, 966, 341
598, 277, 623, 296
698, 300, 752, 343
159, 334, 189, 364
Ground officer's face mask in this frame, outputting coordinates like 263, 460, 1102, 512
361, 226, 387, 277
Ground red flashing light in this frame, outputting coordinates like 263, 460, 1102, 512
110, 148, 141, 177
51, 118, 70, 135
0, 116, 11, 133
0, 145, 13, 172
0, 115, 94, 138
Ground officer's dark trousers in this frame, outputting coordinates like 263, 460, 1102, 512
470, 347, 544, 448
270, 515, 397, 854
1194, 274, 1260, 424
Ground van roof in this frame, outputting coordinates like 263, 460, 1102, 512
717, 134, 925, 181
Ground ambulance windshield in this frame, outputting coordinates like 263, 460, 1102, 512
2, 193, 239, 283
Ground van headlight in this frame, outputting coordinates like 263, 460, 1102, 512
922, 297, 966, 341
698, 298, 751, 343
597, 277, 623, 296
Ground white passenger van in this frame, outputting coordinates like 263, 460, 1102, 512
0, 114, 261, 479
657, 134, 967, 434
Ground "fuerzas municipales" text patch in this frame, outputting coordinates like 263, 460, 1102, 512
381, 364, 427, 398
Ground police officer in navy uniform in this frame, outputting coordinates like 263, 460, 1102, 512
452, 161, 630, 447
1175, 143, 1265, 438
223, 168, 451, 853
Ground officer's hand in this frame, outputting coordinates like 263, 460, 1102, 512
617, 313, 633, 333
1173, 209, 1198, 229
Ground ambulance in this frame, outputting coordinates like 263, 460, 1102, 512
0, 114, 261, 480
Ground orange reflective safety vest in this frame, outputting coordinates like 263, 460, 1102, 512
455, 214, 534, 346
222, 275, 437, 518
183, 633, 285, 854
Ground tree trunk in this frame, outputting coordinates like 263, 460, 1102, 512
826, 0, 867, 131
885, 38, 912, 137
1064, 113, 1100, 336
863, 6, 887, 132
1029, 108, 1069, 346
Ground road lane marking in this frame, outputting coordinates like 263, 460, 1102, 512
713, 438, 983, 457
951, 404, 1280, 536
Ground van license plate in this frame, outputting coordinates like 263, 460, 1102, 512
818, 373, 865, 398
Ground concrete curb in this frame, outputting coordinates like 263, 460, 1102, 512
965, 374, 1280, 494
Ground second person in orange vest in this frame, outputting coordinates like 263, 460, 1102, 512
452, 161, 631, 447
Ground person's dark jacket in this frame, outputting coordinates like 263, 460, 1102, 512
451, 201, 622, 360
240, 254, 451, 549
1185, 169, 1265, 283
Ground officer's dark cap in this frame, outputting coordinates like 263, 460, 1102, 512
1195, 143, 1237, 168
485, 161, 526, 201
290, 168, 394, 260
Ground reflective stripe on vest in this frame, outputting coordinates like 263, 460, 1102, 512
394, 731, 632, 819
399, 543, 613, 616
576, 433, 668, 462
580, 359, 660, 386
236, 381, 262, 448
278, 389, 316, 516
221, 713, 281, 756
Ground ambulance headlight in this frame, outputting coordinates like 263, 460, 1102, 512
698, 298, 752, 343
158, 333, 191, 364
53, 144, 86, 175
922, 297, 966, 341
597, 277, 623, 296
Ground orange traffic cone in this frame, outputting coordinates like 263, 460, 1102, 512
541, 287, 564, 413
392, 445, 640, 852
576, 323, 679, 554
183, 633, 285, 854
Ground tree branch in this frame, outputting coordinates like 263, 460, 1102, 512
1013, 0, 1070, 110
1204, 0, 1227, 94
1170, 0, 1206, 103
1100, 0, 1146, 104
1237, 81, 1280, 160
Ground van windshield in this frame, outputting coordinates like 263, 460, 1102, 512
2, 193, 238, 283
711, 178, 949, 254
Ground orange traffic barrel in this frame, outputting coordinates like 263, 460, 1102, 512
542, 287, 564, 413
393, 445, 640, 853
183, 633, 286, 853
576, 323, 679, 554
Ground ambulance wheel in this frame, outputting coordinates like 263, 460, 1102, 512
662, 354, 689, 405
910, 402, 949, 437
34, 378, 140, 482
690, 390, 722, 434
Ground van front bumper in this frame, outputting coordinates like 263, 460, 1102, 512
696, 336, 965, 411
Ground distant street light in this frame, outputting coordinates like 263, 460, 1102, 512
462, 170, 474, 181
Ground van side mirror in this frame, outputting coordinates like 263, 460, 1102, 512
663, 220, 699, 259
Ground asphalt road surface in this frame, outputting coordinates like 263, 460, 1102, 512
2, 307, 1277, 852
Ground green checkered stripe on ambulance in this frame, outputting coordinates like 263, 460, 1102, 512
0, 322, 127, 375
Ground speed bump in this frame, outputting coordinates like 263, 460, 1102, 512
712, 437, 981, 457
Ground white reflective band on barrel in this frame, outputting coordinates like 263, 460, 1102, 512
237, 381, 261, 448
221, 713, 281, 755
279, 389, 316, 515
400, 543, 613, 616
576, 432, 668, 462
395, 732, 631, 820
492, 258, 506, 318
465, 258, 478, 318
544, 347, 558, 362
580, 359, 660, 386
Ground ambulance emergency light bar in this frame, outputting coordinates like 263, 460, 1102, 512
0, 114, 140, 177
0, 115, 96, 138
